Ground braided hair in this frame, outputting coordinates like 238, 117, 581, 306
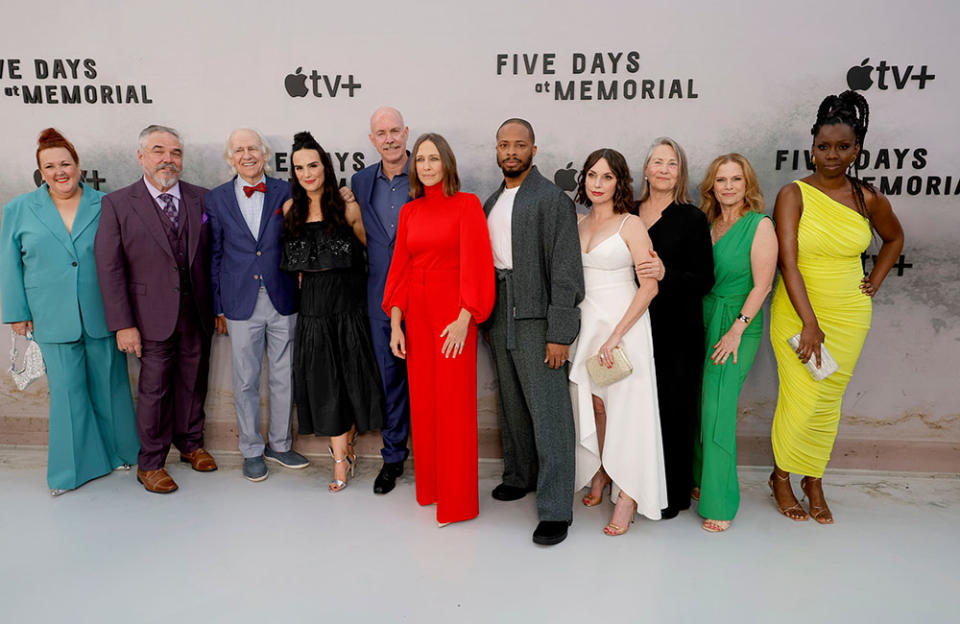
810, 90, 875, 218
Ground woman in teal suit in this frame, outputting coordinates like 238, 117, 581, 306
0, 128, 138, 495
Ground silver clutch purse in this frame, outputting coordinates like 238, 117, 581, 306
585, 346, 633, 387
787, 333, 839, 382
9, 328, 46, 391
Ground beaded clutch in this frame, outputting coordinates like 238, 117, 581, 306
9, 328, 46, 391
585, 346, 633, 387
787, 333, 839, 381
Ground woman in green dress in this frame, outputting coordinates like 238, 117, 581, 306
692, 154, 778, 532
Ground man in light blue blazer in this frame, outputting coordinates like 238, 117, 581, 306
206, 128, 307, 481
1, 130, 138, 493
350, 106, 412, 494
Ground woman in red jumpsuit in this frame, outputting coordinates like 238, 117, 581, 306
383, 133, 495, 526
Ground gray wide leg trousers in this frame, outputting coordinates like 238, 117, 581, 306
488, 282, 576, 523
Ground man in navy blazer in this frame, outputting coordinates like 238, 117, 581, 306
95, 124, 216, 494
206, 128, 307, 482
350, 106, 412, 494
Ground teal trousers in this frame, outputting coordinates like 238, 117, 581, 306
37, 332, 139, 490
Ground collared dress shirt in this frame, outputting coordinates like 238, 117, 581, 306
234, 175, 266, 239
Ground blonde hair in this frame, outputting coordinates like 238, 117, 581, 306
698, 153, 764, 224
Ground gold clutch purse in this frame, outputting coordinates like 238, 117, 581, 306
585, 346, 633, 387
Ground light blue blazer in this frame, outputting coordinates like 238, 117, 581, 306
0, 183, 111, 343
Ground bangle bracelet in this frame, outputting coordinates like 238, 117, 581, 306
736, 313, 751, 324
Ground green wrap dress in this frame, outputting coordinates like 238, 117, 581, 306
694, 211, 768, 521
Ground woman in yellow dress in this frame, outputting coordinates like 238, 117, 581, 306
769, 91, 904, 523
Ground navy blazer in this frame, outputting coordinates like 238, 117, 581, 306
206, 175, 295, 320
351, 160, 411, 321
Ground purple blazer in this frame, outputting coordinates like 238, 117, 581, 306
95, 178, 213, 341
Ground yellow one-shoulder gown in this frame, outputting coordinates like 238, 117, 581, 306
770, 181, 872, 477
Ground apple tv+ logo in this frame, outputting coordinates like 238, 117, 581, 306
284, 66, 361, 98
846, 58, 935, 91
553, 162, 578, 192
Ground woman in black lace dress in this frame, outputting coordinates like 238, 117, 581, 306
281, 131, 384, 492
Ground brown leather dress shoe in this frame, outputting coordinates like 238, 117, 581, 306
137, 468, 178, 494
180, 448, 218, 472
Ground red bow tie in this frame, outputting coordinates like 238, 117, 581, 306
243, 182, 266, 198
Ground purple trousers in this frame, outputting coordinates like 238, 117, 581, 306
136, 297, 211, 470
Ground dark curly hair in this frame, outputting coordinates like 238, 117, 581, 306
283, 131, 346, 238
575, 148, 636, 215
811, 90, 876, 218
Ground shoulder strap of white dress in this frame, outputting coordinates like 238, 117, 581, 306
616, 214, 632, 233
577, 214, 586, 225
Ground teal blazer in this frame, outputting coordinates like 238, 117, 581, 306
0, 184, 111, 343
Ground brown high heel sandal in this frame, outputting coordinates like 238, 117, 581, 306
768, 471, 809, 521
800, 476, 834, 524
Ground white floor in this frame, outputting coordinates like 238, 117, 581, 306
0, 447, 957, 624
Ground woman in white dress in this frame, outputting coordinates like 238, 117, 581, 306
569, 148, 668, 535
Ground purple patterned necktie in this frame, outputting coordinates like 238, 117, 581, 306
158, 193, 179, 229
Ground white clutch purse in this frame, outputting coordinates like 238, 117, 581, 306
585, 346, 633, 387
787, 333, 839, 382
9, 328, 46, 390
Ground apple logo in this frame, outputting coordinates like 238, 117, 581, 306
285, 67, 309, 98
846, 58, 874, 91
554, 162, 578, 192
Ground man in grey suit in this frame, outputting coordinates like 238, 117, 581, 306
483, 118, 584, 545
206, 128, 308, 482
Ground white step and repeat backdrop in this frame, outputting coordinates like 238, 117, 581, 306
2, 0, 957, 452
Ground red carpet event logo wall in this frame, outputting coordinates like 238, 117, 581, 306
0, 58, 153, 104
283, 67, 362, 98
846, 58, 935, 91
274, 150, 365, 181
496, 51, 698, 101
775, 146, 959, 196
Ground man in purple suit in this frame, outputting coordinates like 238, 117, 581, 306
95, 124, 216, 494
206, 128, 307, 482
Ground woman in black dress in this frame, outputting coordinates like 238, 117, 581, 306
634, 137, 715, 517
281, 131, 384, 492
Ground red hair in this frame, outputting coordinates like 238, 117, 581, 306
36, 128, 79, 168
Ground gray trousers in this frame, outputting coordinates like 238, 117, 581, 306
225, 288, 297, 458
488, 285, 576, 522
